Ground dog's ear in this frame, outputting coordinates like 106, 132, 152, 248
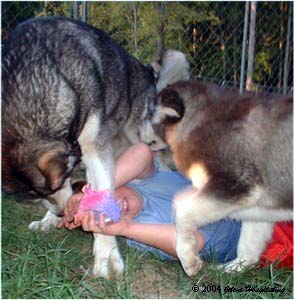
155, 88, 185, 124
156, 50, 190, 92
37, 150, 68, 192
146, 62, 161, 81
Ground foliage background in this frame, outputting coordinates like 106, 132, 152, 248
2, 1, 293, 94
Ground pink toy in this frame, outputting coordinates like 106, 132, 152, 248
75, 184, 121, 223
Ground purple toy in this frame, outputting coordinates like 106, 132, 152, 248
75, 184, 121, 223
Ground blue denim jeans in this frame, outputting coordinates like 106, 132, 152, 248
127, 218, 241, 263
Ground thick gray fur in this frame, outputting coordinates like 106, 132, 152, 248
2, 16, 188, 199
2, 17, 189, 278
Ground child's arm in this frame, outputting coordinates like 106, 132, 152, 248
114, 143, 154, 188
59, 143, 153, 229
80, 211, 205, 258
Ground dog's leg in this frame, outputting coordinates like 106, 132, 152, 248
174, 191, 204, 277
29, 178, 73, 231
78, 114, 124, 278
92, 233, 124, 277
87, 146, 124, 278
83, 145, 124, 278
223, 221, 274, 272
29, 210, 61, 231
174, 186, 243, 277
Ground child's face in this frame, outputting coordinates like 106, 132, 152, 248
114, 186, 143, 220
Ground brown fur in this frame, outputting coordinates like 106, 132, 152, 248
149, 80, 292, 276
155, 82, 292, 205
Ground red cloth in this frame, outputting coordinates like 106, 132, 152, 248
260, 222, 293, 268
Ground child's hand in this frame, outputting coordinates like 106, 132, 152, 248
80, 211, 129, 236
58, 192, 83, 229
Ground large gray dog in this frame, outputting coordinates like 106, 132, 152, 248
2, 17, 189, 278
142, 80, 293, 276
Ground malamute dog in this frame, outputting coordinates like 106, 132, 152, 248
143, 80, 293, 276
2, 16, 189, 278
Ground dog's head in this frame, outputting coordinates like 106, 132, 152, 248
139, 50, 189, 150
153, 87, 185, 145
152, 50, 190, 93
140, 85, 185, 151
2, 140, 80, 199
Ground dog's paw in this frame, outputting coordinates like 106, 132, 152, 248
92, 247, 124, 278
92, 258, 124, 279
177, 242, 203, 276
220, 258, 253, 273
181, 255, 204, 277
92, 257, 110, 278
176, 233, 203, 277
28, 211, 60, 231
217, 261, 239, 273
28, 218, 60, 231
110, 247, 124, 276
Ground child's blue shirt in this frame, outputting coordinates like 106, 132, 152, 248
127, 160, 241, 263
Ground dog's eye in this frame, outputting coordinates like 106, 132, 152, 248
145, 112, 152, 119
145, 108, 156, 121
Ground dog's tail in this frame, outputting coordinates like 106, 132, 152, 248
154, 50, 190, 93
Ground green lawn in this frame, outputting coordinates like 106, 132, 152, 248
2, 196, 293, 299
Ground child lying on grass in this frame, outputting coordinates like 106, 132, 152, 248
59, 143, 241, 263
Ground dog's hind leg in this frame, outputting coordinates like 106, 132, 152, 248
29, 178, 73, 231
223, 221, 274, 272
78, 114, 124, 278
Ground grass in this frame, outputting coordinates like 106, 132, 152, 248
2, 195, 293, 299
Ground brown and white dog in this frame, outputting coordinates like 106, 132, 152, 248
142, 80, 293, 276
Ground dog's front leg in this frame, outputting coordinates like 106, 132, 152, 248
29, 178, 73, 231
223, 221, 274, 272
174, 188, 204, 277
92, 233, 124, 277
78, 114, 124, 278
174, 187, 241, 277
82, 145, 124, 278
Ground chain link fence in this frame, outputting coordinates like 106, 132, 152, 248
186, 2, 293, 95
2, 1, 293, 96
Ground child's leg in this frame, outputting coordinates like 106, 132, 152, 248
198, 218, 241, 264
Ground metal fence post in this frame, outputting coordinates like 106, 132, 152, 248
283, 3, 292, 95
246, 1, 257, 92
240, 1, 249, 94
82, 1, 87, 22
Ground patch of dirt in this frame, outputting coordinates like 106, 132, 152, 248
130, 264, 180, 298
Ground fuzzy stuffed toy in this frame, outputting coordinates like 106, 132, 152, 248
75, 184, 121, 223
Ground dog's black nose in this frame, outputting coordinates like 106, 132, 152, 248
147, 141, 157, 146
